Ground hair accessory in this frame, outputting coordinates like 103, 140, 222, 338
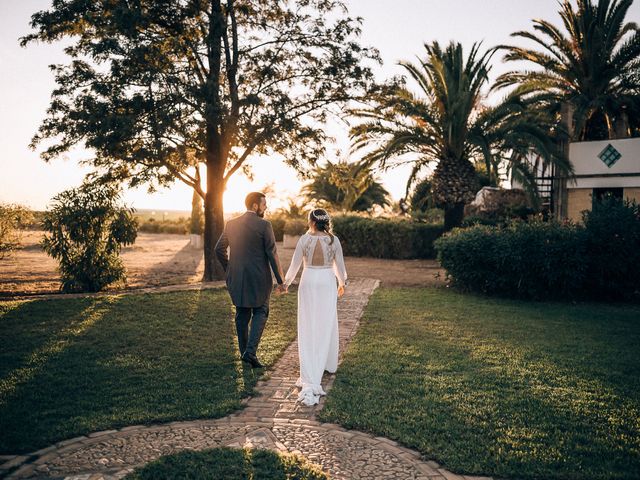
313, 212, 331, 221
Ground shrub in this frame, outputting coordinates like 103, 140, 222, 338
464, 187, 536, 226
42, 183, 138, 293
332, 215, 444, 259
138, 218, 188, 234
0, 203, 33, 259
583, 197, 640, 300
269, 216, 286, 241
437, 198, 640, 301
284, 218, 308, 236
435, 220, 588, 299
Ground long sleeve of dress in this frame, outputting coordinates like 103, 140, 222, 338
284, 236, 304, 287
332, 237, 348, 287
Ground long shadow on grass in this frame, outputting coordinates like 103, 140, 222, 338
321, 291, 640, 480
0, 289, 265, 454
142, 240, 203, 286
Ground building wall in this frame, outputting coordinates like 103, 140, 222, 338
569, 138, 640, 189
625, 187, 640, 203
567, 189, 593, 222
567, 187, 640, 222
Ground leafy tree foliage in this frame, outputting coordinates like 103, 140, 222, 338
351, 41, 570, 230
42, 183, 138, 293
409, 178, 435, 213
496, 0, 640, 140
23, 0, 378, 279
302, 160, 390, 212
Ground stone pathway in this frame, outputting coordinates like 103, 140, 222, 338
1, 278, 494, 480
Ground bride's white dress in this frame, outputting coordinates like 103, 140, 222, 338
284, 232, 348, 406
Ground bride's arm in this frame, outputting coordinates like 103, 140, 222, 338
332, 236, 348, 287
284, 236, 304, 287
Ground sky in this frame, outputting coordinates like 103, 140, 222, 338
2, 0, 639, 213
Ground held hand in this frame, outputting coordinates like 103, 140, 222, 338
337, 285, 345, 297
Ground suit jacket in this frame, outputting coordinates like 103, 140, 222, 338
215, 212, 284, 308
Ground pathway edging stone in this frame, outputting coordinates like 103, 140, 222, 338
1, 278, 494, 480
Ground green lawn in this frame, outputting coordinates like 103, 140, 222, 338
125, 448, 327, 480
319, 287, 640, 480
0, 288, 297, 453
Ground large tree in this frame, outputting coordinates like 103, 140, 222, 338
302, 159, 390, 212
23, 0, 378, 280
351, 41, 571, 230
495, 0, 640, 140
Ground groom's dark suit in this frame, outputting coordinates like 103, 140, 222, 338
215, 211, 284, 358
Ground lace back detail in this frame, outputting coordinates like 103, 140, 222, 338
301, 234, 336, 267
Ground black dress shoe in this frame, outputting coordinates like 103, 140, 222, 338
241, 352, 264, 369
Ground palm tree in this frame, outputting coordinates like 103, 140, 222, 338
303, 160, 390, 212
495, 0, 640, 140
351, 41, 571, 229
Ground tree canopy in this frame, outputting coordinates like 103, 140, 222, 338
350, 41, 570, 229
302, 160, 390, 212
496, 0, 640, 140
23, 0, 379, 279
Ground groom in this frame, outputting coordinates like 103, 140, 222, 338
215, 192, 286, 368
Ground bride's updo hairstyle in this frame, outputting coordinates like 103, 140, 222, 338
309, 208, 334, 244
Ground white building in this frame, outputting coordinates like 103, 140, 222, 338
563, 138, 640, 221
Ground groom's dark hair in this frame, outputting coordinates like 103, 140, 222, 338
245, 192, 266, 210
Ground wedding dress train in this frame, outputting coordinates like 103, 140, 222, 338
284, 233, 347, 406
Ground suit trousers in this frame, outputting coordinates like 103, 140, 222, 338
235, 303, 269, 356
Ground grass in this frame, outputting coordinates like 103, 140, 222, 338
319, 287, 640, 480
0, 288, 297, 453
124, 447, 327, 480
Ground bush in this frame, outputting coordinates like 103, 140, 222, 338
284, 218, 308, 236
436, 199, 640, 300
435, 220, 587, 299
332, 215, 444, 259
42, 183, 138, 293
269, 216, 286, 241
583, 197, 640, 300
464, 187, 536, 226
0, 203, 33, 259
138, 218, 188, 235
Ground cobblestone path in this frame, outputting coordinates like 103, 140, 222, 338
1, 278, 493, 480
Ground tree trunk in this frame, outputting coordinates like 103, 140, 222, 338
443, 203, 465, 231
203, 1, 226, 282
203, 159, 226, 281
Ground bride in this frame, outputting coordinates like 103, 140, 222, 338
283, 208, 347, 406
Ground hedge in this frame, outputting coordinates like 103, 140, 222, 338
332, 216, 444, 259
138, 219, 188, 235
435, 198, 640, 301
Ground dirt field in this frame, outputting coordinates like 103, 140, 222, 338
0, 231, 445, 297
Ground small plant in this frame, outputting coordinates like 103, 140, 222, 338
42, 182, 138, 292
0, 203, 33, 259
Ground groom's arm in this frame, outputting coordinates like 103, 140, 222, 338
214, 228, 229, 272
263, 222, 284, 285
